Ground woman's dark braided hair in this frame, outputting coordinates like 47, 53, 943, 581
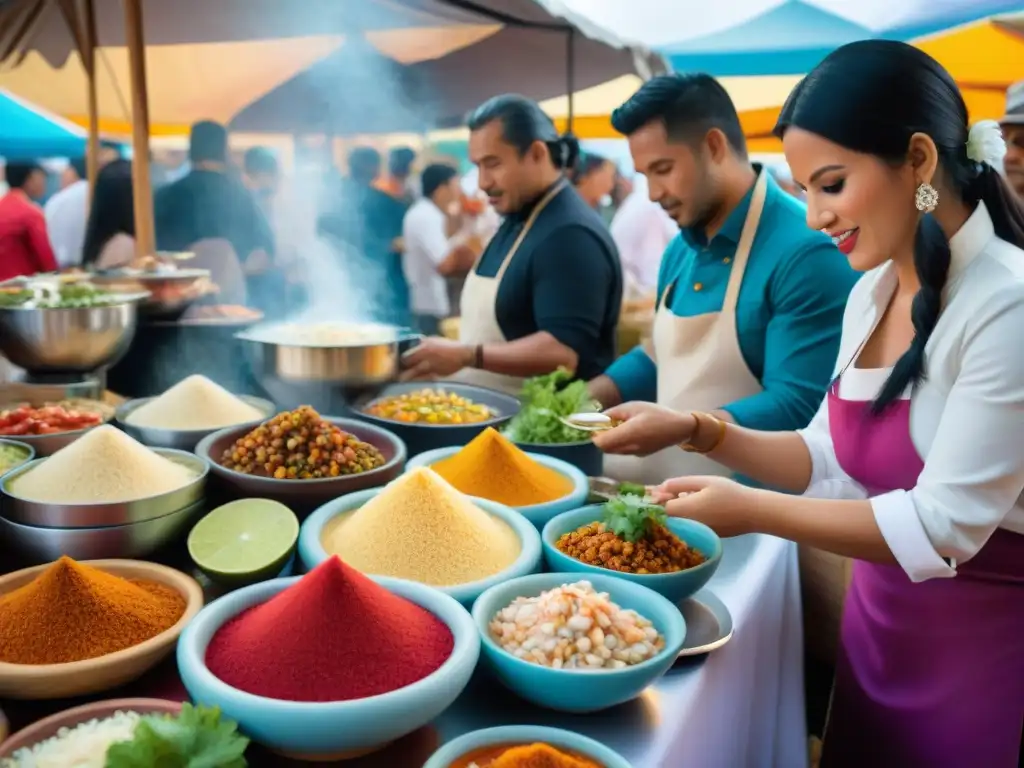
774, 40, 1024, 414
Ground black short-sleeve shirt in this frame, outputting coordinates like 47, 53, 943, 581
474, 182, 623, 380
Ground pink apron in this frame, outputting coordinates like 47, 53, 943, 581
821, 378, 1024, 767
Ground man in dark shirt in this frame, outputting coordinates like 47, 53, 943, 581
154, 121, 274, 269
401, 94, 623, 392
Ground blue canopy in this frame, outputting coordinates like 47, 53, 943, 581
0, 88, 85, 159
661, 0, 1024, 76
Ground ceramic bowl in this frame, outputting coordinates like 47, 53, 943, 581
195, 417, 406, 516
177, 575, 479, 760
0, 438, 34, 479
405, 446, 590, 529
356, 382, 521, 458
1, 449, 208, 527
0, 560, 203, 699
472, 572, 685, 713
423, 725, 631, 768
0, 698, 182, 758
513, 438, 603, 477
298, 487, 542, 606
542, 505, 723, 602
116, 394, 275, 451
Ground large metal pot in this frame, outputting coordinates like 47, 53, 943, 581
0, 298, 146, 374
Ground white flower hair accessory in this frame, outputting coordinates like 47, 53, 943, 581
965, 120, 1006, 167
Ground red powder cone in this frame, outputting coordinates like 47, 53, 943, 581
205, 556, 454, 702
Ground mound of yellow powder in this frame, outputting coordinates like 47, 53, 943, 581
431, 427, 574, 506
325, 467, 521, 586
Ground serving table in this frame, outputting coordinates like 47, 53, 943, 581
0, 530, 805, 767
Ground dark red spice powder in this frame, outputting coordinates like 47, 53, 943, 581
205, 556, 455, 702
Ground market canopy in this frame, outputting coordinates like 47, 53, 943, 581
0, 87, 85, 158
229, 19, 664, 134
0, 0, 663, 136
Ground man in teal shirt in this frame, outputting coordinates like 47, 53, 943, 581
589, 74, 858, 483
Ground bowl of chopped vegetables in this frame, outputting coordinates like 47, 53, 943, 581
195, 406, 406, 515
0, 282, 148, 373
357, 382, 520, 458
0, 398, 114, 456
504, 369, 605, 477
0, 439, 33, 478
0, 700, 247, 767
473, 573, 686, 712
542, 499, 722, 602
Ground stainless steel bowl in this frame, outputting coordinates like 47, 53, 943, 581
91, 269, 212, 321
0, 449, 207, 527
237, 326, 422, 387
115, 395, 275, 451
0, 499, 205, 564
0, 298, 147, 373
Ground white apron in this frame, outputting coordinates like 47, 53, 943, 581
603, 171, 768, 485
449, 179, 568, 395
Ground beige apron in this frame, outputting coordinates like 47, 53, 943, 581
603, 171, 768, 485
449, 179, 568, 395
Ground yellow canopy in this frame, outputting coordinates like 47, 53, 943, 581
0, 26, 498, 137
549, 18, 1024, 151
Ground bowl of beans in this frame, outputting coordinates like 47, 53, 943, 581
541, 504, 722, 602
356, 383, 520, 458
0, 399, 113, 456
472, 573, 685, 713
195, 406, 406, 515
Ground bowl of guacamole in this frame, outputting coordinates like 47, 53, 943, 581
0, 439, 34, 477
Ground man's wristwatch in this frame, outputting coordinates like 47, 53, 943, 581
680, 411, 727, 454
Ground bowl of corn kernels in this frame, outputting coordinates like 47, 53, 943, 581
357, 383, 520, 458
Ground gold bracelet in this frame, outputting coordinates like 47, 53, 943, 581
680, 412, 727, 454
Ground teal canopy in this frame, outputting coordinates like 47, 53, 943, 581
0, 88, 86, 159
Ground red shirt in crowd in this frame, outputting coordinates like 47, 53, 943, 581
0, 190, 59, 281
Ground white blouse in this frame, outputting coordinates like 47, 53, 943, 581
798, 202, 1024, 583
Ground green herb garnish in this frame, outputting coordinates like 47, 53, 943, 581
617, 481, 647, 498
503, 368, 601, 445
602, 493, 668, 543
104, 703, 249, 768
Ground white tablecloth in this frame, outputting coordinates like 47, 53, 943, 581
436, 533, 808, 767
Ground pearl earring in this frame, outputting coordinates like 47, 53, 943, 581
915, 182, 939, 212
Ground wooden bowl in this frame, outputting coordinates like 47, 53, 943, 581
0, 560, 203, 699
0, 698, 182, 759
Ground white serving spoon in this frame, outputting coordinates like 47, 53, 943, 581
557, 412, 616, 433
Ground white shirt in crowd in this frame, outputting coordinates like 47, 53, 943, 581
44, 178, 89, 268
402, 197, 464, 318
799, 202, 1024, 583
610, 177, 678, 296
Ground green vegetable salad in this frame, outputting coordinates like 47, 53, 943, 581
503, 368, 602, 445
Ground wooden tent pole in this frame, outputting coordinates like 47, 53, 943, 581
122, 0, 155, 259
82, 0, 100, 195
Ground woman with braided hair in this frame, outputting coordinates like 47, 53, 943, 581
594, 40, 1024, 766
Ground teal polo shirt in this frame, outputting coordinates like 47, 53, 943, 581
604, 170, 858, 431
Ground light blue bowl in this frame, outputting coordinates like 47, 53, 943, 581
424, 726, 631, 768
297, 487, 542, 607
405, 446, 590, 529
177, 575, 479, 759
542, 505, 722, 603
472, 572, 685, 713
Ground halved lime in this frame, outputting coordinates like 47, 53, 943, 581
187, 498, 299, 587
